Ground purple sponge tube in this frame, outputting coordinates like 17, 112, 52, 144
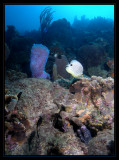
30, 44, 50, 79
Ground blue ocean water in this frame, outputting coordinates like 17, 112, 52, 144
5, 5, 114, 33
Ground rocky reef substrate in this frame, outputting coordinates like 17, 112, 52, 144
5, 74, 114, 155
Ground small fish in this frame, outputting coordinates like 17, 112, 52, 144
44, 27, 48, 33
66, 60, 83, 78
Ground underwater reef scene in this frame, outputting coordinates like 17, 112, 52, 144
5, 6, 114, 156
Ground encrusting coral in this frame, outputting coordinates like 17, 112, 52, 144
69, 76, 114, 131
87, 123, 114, 155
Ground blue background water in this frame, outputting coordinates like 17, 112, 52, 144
5, 5, 114, 34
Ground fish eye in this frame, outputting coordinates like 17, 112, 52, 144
70, 64, 73, 66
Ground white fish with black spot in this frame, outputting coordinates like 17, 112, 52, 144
66, 60, 83, 78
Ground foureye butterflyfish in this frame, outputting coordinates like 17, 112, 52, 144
66, 60, 83, 78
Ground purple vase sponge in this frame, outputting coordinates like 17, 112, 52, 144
30, 44, 50, 79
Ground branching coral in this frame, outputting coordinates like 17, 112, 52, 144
40, 7, 55, 38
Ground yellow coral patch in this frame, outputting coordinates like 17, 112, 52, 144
76, 109, 85, 115
104, 114, 111, 119
78, 115, 91, 122
67, 122, 70, 127
60, 147, 65, 152
77, 110, 91, 122
112, 72, 114, 78
112, 88, 114, 95
65, 106, 72, 112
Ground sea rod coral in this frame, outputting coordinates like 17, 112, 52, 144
40, 7, 54, 42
